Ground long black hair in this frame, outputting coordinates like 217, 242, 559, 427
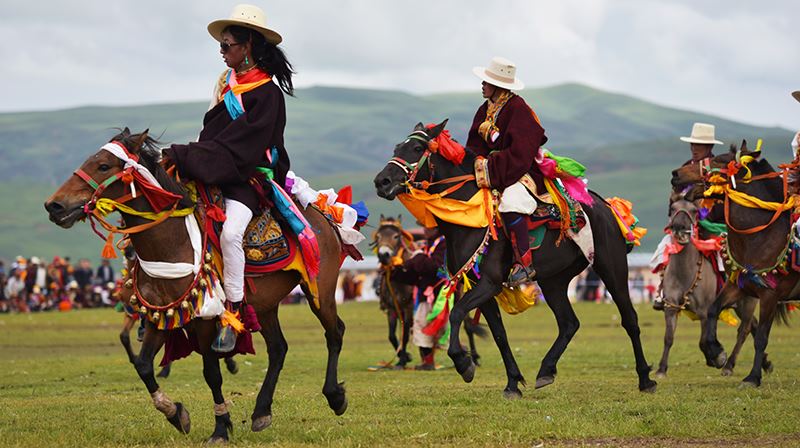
226, 25, 295, 96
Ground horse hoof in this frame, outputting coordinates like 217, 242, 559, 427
334, 396, 348, 416
167, 402, 191, 434
535, 376, 554, 389
224, 359, 239, 375
763, 361, 774, 374
503, 389, 522, 400
460, 362, 476, 383
721, 368, 733, 377
714, 352, 728, 369
251, 415, 272, 432
639, 380, 657, 393
740, 378, 760, 388
206, 436, 228, 445
655, 371, 667, 379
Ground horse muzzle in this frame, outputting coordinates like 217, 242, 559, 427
45, 200, 86, 228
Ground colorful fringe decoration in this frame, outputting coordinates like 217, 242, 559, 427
606, 197, 647, 246
540, 150, 593, 206
268, 179, 321, 280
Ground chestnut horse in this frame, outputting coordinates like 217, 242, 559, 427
672, 142, 791, 386
45, 129, 347, 442
375, 120, 656, 397
657, 199, 767, 377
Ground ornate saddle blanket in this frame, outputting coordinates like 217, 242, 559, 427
194, 184, 296, 275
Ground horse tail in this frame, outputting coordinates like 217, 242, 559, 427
464, 319, 489, 339
775, 302, 792, 327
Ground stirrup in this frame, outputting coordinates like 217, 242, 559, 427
212, 324, 237, 354
507, 264, 536, 287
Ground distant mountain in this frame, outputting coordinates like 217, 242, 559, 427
1, 83, 793, 262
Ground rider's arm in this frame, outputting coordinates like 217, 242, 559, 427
483, 100, 546, 190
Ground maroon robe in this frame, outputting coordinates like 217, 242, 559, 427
164, 78, 289, 214
466, 95, 548, 191
391, 236, 446, 295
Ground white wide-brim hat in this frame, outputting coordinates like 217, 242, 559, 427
792, 90, 800, 103
473, 56, 525, 91
680, 122, 723, 145
208, 4, 282, 45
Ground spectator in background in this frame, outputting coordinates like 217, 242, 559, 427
0, 261, 8, 312
5, 270, 27, 312
74, 259, 94, 290
96, 259, 115, 285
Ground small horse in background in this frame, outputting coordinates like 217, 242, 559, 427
657, 199, 769, 377
672, 141, 791, 386
372, 215, 488, 369
46, 129, 348, 442
372, 215, 415, 367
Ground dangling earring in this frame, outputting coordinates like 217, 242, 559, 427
245, 55, 249, 65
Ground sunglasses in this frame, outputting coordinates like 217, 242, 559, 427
220, 41, 244, 53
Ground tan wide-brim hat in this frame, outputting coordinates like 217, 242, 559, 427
792, 90, 800, 103
680, 122, 723, 145
207, 4, 282, 45
473, 56, 525, 91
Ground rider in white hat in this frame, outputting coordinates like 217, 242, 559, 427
469, 57, 547, 286
163, 4, 294, 352
679, 122, 723, 166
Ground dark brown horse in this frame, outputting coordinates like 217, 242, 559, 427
672, 143, 792, 386
372, 215, 415, 367
45, 129, 347, 442
657, 199, 768, 377
375, 120, 656, 397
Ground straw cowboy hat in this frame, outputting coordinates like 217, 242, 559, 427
473, 57, 525, 91
680, 123, 723, 145
207, 4, 282, 45
792, 90, 800, 103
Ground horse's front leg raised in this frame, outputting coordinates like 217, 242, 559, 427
447, 278, 502, 383
135, 323, 191, 434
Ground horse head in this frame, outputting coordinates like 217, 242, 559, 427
373, 119, 449, 200
44, 128, 161, 228
371, 214, 410, 266
668, 199, 698, 245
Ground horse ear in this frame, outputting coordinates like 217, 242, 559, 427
122, 127, 131, 138
427, 119, 449, 139
129, 130, 150, 154
414, 122, 425, 132
729, 143, 737, 154
741, 139, 749, 153
380, 213, 385, 221
397, 215, 402, 223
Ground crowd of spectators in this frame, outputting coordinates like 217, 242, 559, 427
0, 256, 119, 313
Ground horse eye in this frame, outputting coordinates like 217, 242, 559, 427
98, 164, 111, 172
393, 235, 399, 240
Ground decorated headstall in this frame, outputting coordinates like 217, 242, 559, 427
387, 125, 467, 191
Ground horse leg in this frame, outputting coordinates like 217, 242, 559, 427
536, 278, 580, 389
387, 310, 399, 352
700, 284, 740, 368
464, 319, 481, 366
119, 314, 137, 364
741, 294, 778, 387
656, 310, 678, 378
225, 356, 239, 374
594, 261, 656, 392
447, 279, 502, 383
479, 299, 525, 399
722, 298, 756, 376
156, 362, 172, 378
251, 308, 287, 432
134, 322, 190, 434
397, 305, 413, 367
195, 321, 233, 443
304, 284, 347, 415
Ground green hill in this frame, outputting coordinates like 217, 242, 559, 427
1, 83, 793, 263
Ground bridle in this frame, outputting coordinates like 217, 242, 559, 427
387, 130, 475, 195
667, 207, 697, 245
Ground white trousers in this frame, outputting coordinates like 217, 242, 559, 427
221, 199, 252, 303
498, 181, 538, 214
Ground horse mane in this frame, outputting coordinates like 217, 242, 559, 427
111, 129, 194, 209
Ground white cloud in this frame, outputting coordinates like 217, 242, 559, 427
1, 0, 798, 127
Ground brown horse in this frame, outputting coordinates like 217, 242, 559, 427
372, 215, 415, 367
45, 129, 347, 442
672, 142, 791, 386
657, 199, 768, 377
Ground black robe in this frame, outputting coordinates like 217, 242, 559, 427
164, 79, 289, 213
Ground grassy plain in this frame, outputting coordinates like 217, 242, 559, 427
0, 301, 798, 447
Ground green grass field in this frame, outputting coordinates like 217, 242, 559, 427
0, 301, 798, 447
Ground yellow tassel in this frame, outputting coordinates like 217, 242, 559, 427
220, 309, 246, 334
102, 233, 118, 259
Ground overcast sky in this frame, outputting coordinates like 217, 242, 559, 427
1, 0, 798, 128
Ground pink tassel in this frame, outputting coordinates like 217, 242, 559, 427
560, 175, 594, 206
299, 230, 321, 279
